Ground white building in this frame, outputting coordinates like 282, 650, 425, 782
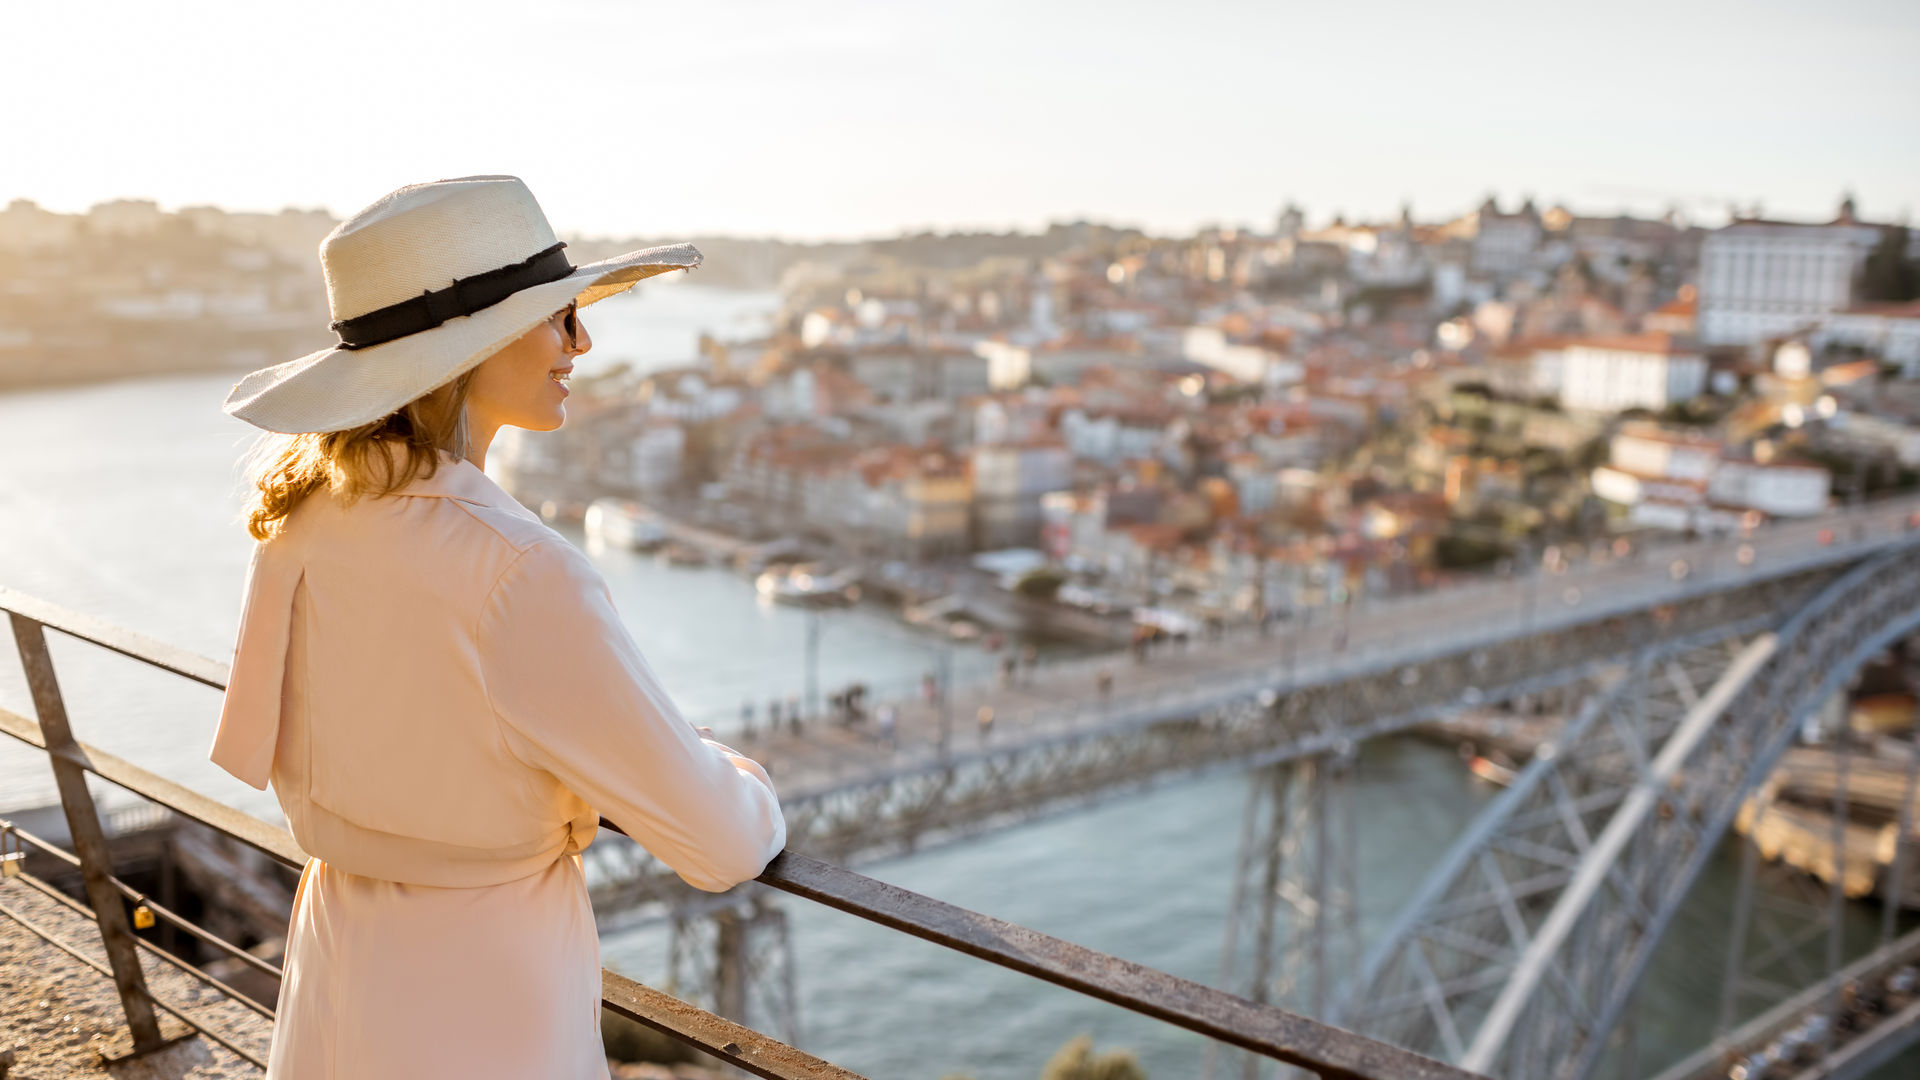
642, 371, 743, 422
1707, 460, 1829, 517
975, 339, 1032, 390
1470, 197, 1543, 278
849, 348, 990, 402
179, 206, 338, 265
1825, 412, 1920, 467
1298, 211, 1428, 288
1527, 342, 1567, 398
1607, 424, 1720, 482
1814, 301, 1920, 374
1181, 326, 1285, 384
971, 441, 1073, 548
1549, 211, 1686, 284
1225, 454, 1279, 515
628, 424, 686, 493
800, 309, 849, 350
1557, 334, 1706, 413
0, 199, 78, 251
1060, 408, 1168, 464
86, 198, 167, 237
1029, 341, 1143, 386
1591, 423, 1830, 527
971, 394, 1052, 446
1698, 200, 1886, 346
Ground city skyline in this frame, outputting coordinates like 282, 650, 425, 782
2, 1, 1915, 242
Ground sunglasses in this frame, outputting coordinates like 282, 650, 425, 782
553, 302, 581, 351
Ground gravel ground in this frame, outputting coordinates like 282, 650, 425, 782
0, 876, 271, 1079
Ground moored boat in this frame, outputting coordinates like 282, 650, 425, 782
583, 497, 666, 551
755, 563, 861, 606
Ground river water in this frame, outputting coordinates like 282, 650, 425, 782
0, 281, 1908, 1078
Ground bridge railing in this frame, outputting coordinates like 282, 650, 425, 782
0, 584, 1480, 1080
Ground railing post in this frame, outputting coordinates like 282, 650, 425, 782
9, 612, 166, 1052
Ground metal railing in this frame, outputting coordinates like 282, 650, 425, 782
0, 584, 1479, 1080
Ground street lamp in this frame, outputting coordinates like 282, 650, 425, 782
938, 644, 953, 760
1519, 540, 1538, 633
804, 607, 823, 722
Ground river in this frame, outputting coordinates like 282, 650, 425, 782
0, 281, 1909, 1079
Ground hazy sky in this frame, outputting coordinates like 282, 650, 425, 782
3, 0, 1915, 241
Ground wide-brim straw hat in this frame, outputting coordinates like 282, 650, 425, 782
221, 174, 701, 434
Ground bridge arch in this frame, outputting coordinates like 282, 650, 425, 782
1340, 538, 1920, 1078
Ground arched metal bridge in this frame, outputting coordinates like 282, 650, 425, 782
580, 498, 1920, 1076
1335, 537, 1920, 1078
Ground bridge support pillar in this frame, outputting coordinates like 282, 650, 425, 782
1205, 745, 1360, 1080
666, 888, 800, 1049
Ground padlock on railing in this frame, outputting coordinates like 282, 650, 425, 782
132, 904, 155, 930
1, 825, 23, 880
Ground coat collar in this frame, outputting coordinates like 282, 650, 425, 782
371, 439, 531, 517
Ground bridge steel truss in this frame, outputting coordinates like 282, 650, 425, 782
1337, 537, 1920, 1079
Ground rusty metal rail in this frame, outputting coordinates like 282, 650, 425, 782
2, 817, 284, 990
758, 846, 1471, 1080
1, 583, 1483, 1080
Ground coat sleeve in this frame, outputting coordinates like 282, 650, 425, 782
209, 538, 304, 791
477, 538, 786, 893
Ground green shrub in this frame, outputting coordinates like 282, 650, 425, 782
1041, 1034, 1147, 1080
1014, 566, 1068, 600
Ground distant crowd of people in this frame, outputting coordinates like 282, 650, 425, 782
731, 634, 1153, 758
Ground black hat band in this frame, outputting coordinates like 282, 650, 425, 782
330, 242, 575, 351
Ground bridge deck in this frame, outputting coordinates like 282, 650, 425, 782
732, 496, 1920, 802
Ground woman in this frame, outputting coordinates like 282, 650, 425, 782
210, 175, 786, 1078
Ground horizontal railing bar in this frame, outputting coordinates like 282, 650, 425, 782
0, 587, 229, 690
0, 894, 269, 1070
601, 969, 869, 1080
11, 869, 277, 1021
736, 846, 1483, 1080
2, 816, 285, 982
0, 705, 306, 870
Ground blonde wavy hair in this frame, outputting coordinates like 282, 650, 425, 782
239, 368, 480, 543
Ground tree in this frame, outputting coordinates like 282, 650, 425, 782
1014, 566, 1068, 600
1858, 226, 1920, 303
1435, 533, 1510, 570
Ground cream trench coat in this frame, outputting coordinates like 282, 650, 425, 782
210, 441, 786, 1078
